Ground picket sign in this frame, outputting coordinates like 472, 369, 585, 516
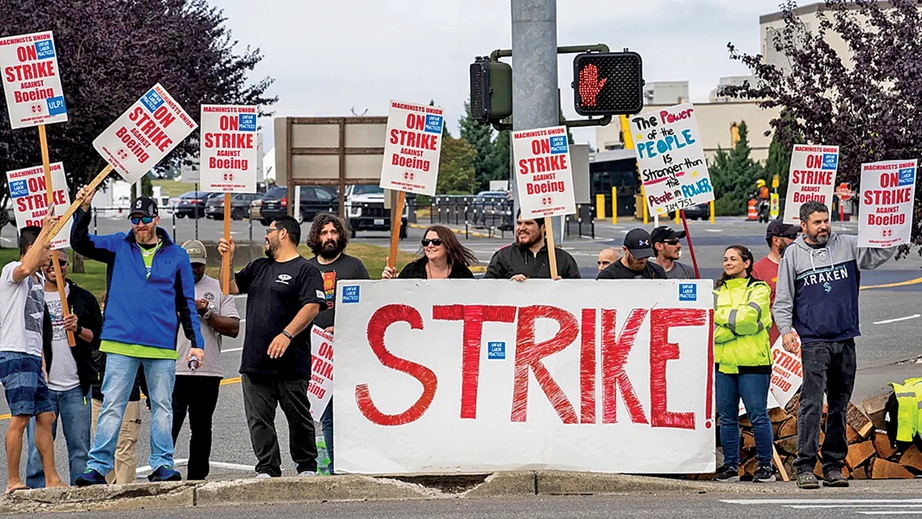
783, 145, 839, 224
858, 159, 917, 248
334, 279, 715, 474
308, 325, 334, 421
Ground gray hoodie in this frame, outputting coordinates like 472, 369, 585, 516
774, 232, 895, 344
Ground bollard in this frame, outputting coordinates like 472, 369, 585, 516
640, 185, 649, 225
596, 193, 605, 220
610, 187, 617, 225
675, 208, 681, 225
709, 200, 715, 224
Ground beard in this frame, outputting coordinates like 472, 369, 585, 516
516, 232, 541, 249
808, 231, 829, 245
264, 240, 277, 259
318, 239, 343, 260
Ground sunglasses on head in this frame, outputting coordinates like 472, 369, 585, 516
421, 238, 442, 247
130, 216, 154, 225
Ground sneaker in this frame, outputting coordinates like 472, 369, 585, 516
298, 470, 317, 477
254, 473, 272, 479
148, 466, 182, 483
75, 469, 107, 487
714, 464, 740, 483
823, 469, 849, 487
796, 472, 820, 489
753, 465, 776, 483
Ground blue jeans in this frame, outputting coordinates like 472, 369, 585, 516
715, 369, 773, 467
86, 354, 176, 475
25, 386, 91, 486
321, 399, 333, 474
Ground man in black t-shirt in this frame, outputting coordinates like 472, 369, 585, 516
305, 213, 368, 474
597, 228, 667, 279
218, 216, 326, 478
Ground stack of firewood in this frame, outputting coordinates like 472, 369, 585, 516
732, 393, 922, 480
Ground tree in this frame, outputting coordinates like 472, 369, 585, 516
459, 100, 495, 192
707, 121, 765, 215
483, 129, 510, 188
723, 0, 922, 253
437, 136, 476, 194
764, 111, 801, 200
0, 0, 275, 201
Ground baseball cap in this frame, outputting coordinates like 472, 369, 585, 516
623, 228, 654, 259
182, 240, 207, 265
766, 218, 799, 240
650, 226, 687, 245
128, 196, 159, 218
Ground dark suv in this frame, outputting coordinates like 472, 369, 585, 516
176, 191, 222, 219
258, 185, 338, 225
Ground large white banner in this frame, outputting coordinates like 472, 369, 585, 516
380, 100, 443, 195
93, 83, 197, 184
0, 31, 68, 129
334, 280, 715, 474
6, 162, 71, 250
858, 159, 916, 248
631, 103, 714, 216
512, 125, 576, 219
784, 144, 839, 224
199, 105, 258, 193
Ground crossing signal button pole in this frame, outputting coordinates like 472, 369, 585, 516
572, 51, 644, 116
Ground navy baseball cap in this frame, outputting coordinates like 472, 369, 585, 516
129, 196, 159, 218
766, 218, 799, 240
624, 228, 654, 259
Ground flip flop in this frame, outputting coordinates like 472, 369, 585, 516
5, 485, 29, 495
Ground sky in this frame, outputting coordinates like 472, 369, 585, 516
210, 0, 797, 150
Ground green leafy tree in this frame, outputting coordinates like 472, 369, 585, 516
483, 129, 510, 188
459, 100, 495, 192
708, 121, 765, 215
763, 110, 801, 200
437, 136, 476, 194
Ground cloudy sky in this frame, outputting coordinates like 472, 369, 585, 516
211, 0, 796, 149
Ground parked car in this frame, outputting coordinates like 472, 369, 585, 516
343, 184, 408, 238
258, 185, 339, 225
175, 191, 222, 219
468, 190, 512, 228
205, 192, 264, 220
667, 203, 710, 221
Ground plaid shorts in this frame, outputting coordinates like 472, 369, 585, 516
0, 351, 54, 417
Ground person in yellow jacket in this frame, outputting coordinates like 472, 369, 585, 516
713, 245, 775, 483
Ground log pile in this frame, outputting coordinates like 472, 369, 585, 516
732, 393, 922, 480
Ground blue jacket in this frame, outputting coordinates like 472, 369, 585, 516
71, 208, 204, 352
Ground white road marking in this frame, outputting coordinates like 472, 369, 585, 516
858, 513, 922, 516
873, 314, 920, 325
224, 347, 242, 353
721, 499, 922, 505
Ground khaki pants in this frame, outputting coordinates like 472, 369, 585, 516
91, 398, 141, 484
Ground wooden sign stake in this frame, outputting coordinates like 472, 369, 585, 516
387, 190, 406, 270
43, 165, 113, 244
222, 193, 232, 294
545, 218, 559, 279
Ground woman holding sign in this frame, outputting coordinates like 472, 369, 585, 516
713, 245, 775, 483
381, 225, 477, 279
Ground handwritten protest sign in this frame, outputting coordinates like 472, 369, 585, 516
93, 83, 197, 184
308, 325, 334, 421
6, 162, 72, 249
858, 159, 917, 248
783, 144, 839, 224
335, 279, 715, 474
199, 105, 258, 193
630, 103, 713, 216
512, 125, 576, 219
380, 100, 443, 195
0, 31, 67, 128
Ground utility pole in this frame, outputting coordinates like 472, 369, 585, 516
511, 0, 563, 243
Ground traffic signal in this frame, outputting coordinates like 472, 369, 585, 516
572, 51, 644, 116
470, 57, 512, 124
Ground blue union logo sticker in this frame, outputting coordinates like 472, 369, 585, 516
487, 341, 506, 360
140, 89, 165, 113
678, 283, 697, 301
341, 285, 360, 304
821, 153, 838, 170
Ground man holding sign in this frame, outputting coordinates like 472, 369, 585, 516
484, 214, 580, 281
72, 193, 204, 486
774, 200, 896, 489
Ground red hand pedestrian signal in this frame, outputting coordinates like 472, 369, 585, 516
578, 64, 607, 107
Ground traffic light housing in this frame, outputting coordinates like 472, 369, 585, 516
572, 51, 644, 116
470, 57, 512, 124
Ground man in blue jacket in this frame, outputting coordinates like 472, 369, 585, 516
70, 191, 205, 485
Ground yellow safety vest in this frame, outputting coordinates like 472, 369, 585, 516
889, 377, 922, 443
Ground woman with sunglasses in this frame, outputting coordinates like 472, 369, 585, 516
381, 225, 477, 279
712, 245, 775, 484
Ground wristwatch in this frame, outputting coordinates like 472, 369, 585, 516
202, 304, 217, 321
75, 325, 84, 336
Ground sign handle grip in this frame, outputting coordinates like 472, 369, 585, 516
680, 210, 700, 279
38, 124, 75, 346
43, 165, 114, 245
387, 191, 406, 270
545, 218, 559, 279
222, 193, 232, 294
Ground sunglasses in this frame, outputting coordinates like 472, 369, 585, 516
421, 238, 443, 247
662, 239, 680, 246
130, 216, 154, 225
48, 259, 68, 267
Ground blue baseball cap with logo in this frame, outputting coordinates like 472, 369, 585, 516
624, 228, 654, 259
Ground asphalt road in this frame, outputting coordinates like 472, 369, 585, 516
9, 487, 922, 519
0, 214, 920, 490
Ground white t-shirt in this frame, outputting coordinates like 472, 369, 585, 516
175, 274, 239, 378
45, 289, 80, 392
0, 261, 45, 357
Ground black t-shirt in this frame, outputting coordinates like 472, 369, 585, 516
235, 256, 326, 378
307, 253, 370, 329
597, 260, 667, 279
398, 259, 474, 279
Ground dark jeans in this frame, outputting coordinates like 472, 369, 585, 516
321, 399, 333, 474
794, 339, 856, 475
715, 370, 773, 467
242, 373, 317, 476
172, 375, 221, 480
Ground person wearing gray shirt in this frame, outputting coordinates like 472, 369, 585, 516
651, 226, 696, 279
